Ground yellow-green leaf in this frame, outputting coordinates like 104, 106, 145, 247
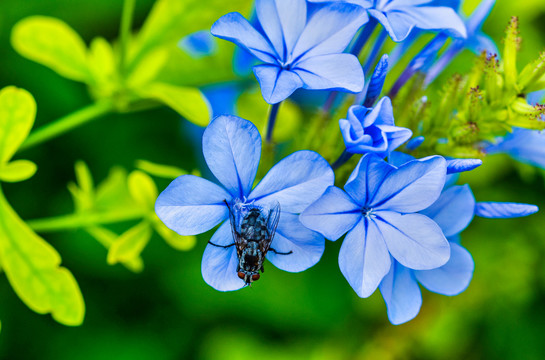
237, 89, 302, 141
74, 161, 94, 195
87, 37, 117, 99
0, 160, 37, 183
127, 48, 168, 88
128, 170, 158, 209
107, 221, 152, 265
0, 86, 36, 164
153, 218, 196, 251
11, 16, 91, 82
137, 82, 211, 126
135, 159, 186, 179
0, 189, 85, 326
85, 226, 143, 273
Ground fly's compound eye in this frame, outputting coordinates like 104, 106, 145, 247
237, 272, 245, 280
251, 274, 260, 281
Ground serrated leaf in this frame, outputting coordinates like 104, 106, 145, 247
0, 189, 85, 326
128, 170, 157, 210
0, 86, 36, 164
0, 160, 37, 182
107, 221, 152, 265
153, 218, 196, 251
135, 159, 186, 179
137, 82, 210, 126
11, 16, 91, 82
85, 226, 143, 273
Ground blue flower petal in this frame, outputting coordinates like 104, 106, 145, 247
299, 186, 361, 241
179, 30, 217, 58
202, 115, 261, 199
467, 33, 498, 55
415, 242, 474, 295
291, 3, 368, 61
374, 211, 450, 270
250, 150, 334, 213
379, 260, 422, 325
475, 202, 539, 219
406, 136, 425, 151
294, 54, 364, 93
375, 124, 413, 154
344, 154, 395, 206
446, 158, 482, 174
255, 0, 307, 60
155, 175, 230, 235
339, 219, 391, 298
253, 65, 304, 104
201, 221, 245, 291
266, 213, 325, 272
373, 156, 447, 212
420, 185, 475, 237
211, 12, 277, 63
388, 6, 466, 41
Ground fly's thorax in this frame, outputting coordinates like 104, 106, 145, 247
240, 209, 269, 241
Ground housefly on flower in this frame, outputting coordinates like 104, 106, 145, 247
208, 200, 292, 285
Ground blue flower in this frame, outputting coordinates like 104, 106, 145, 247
339, 97, 412, 156
425, 0, 497, 84
308, 0, 467, 42
156, 115, 334, 291
485, 128, 545, 169
300, 153, 449, 297
179, 30, 218, 59
211, 0, 367, 104
377, 152, 538, 324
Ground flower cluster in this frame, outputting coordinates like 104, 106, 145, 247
155, 0, 542, 325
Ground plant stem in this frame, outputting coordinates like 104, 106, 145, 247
27, 208, 146, 233
19, 101, 113, 152
119, 0, 136, 77
331, 149, 353, 170
265, 102, 281, 143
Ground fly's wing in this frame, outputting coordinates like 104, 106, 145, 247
262, 202, 281, 254
226, 201, 245, 257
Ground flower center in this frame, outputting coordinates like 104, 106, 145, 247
361, 207, 375, 218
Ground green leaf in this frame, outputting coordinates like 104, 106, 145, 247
0, 160, 37, 182
135, 159, 186, 179
237, 89, 302, 141
0, 188, 85, 326
85, 226, 143, 273
128, 170, 158, 210
127, 49, 168, 88
87, 37, 118, 99
152, 218, 196, 251
137, 82, 211, 126
129, 0, 251, 67
11, 16, 91, 82
94, 167, 133, 211
107, 221, 152, 265
74, 161, 94, 196
0, 86, 36, 164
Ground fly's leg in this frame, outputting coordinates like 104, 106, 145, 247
260, 264, 265, 273
269, 248, 293, 255
208, 241, 236, 248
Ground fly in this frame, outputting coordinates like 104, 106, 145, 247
208, 200, 292, 285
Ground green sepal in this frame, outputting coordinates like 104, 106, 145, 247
107, 221, 153, 265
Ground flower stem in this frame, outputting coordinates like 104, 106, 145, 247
331, 149, 353, 170
19, 101, 113, 152
265, 102, 281, 143
27, 208, 146, 233
119, 0, 136, 77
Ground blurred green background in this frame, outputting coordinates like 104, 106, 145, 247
1, 0, 545, 359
